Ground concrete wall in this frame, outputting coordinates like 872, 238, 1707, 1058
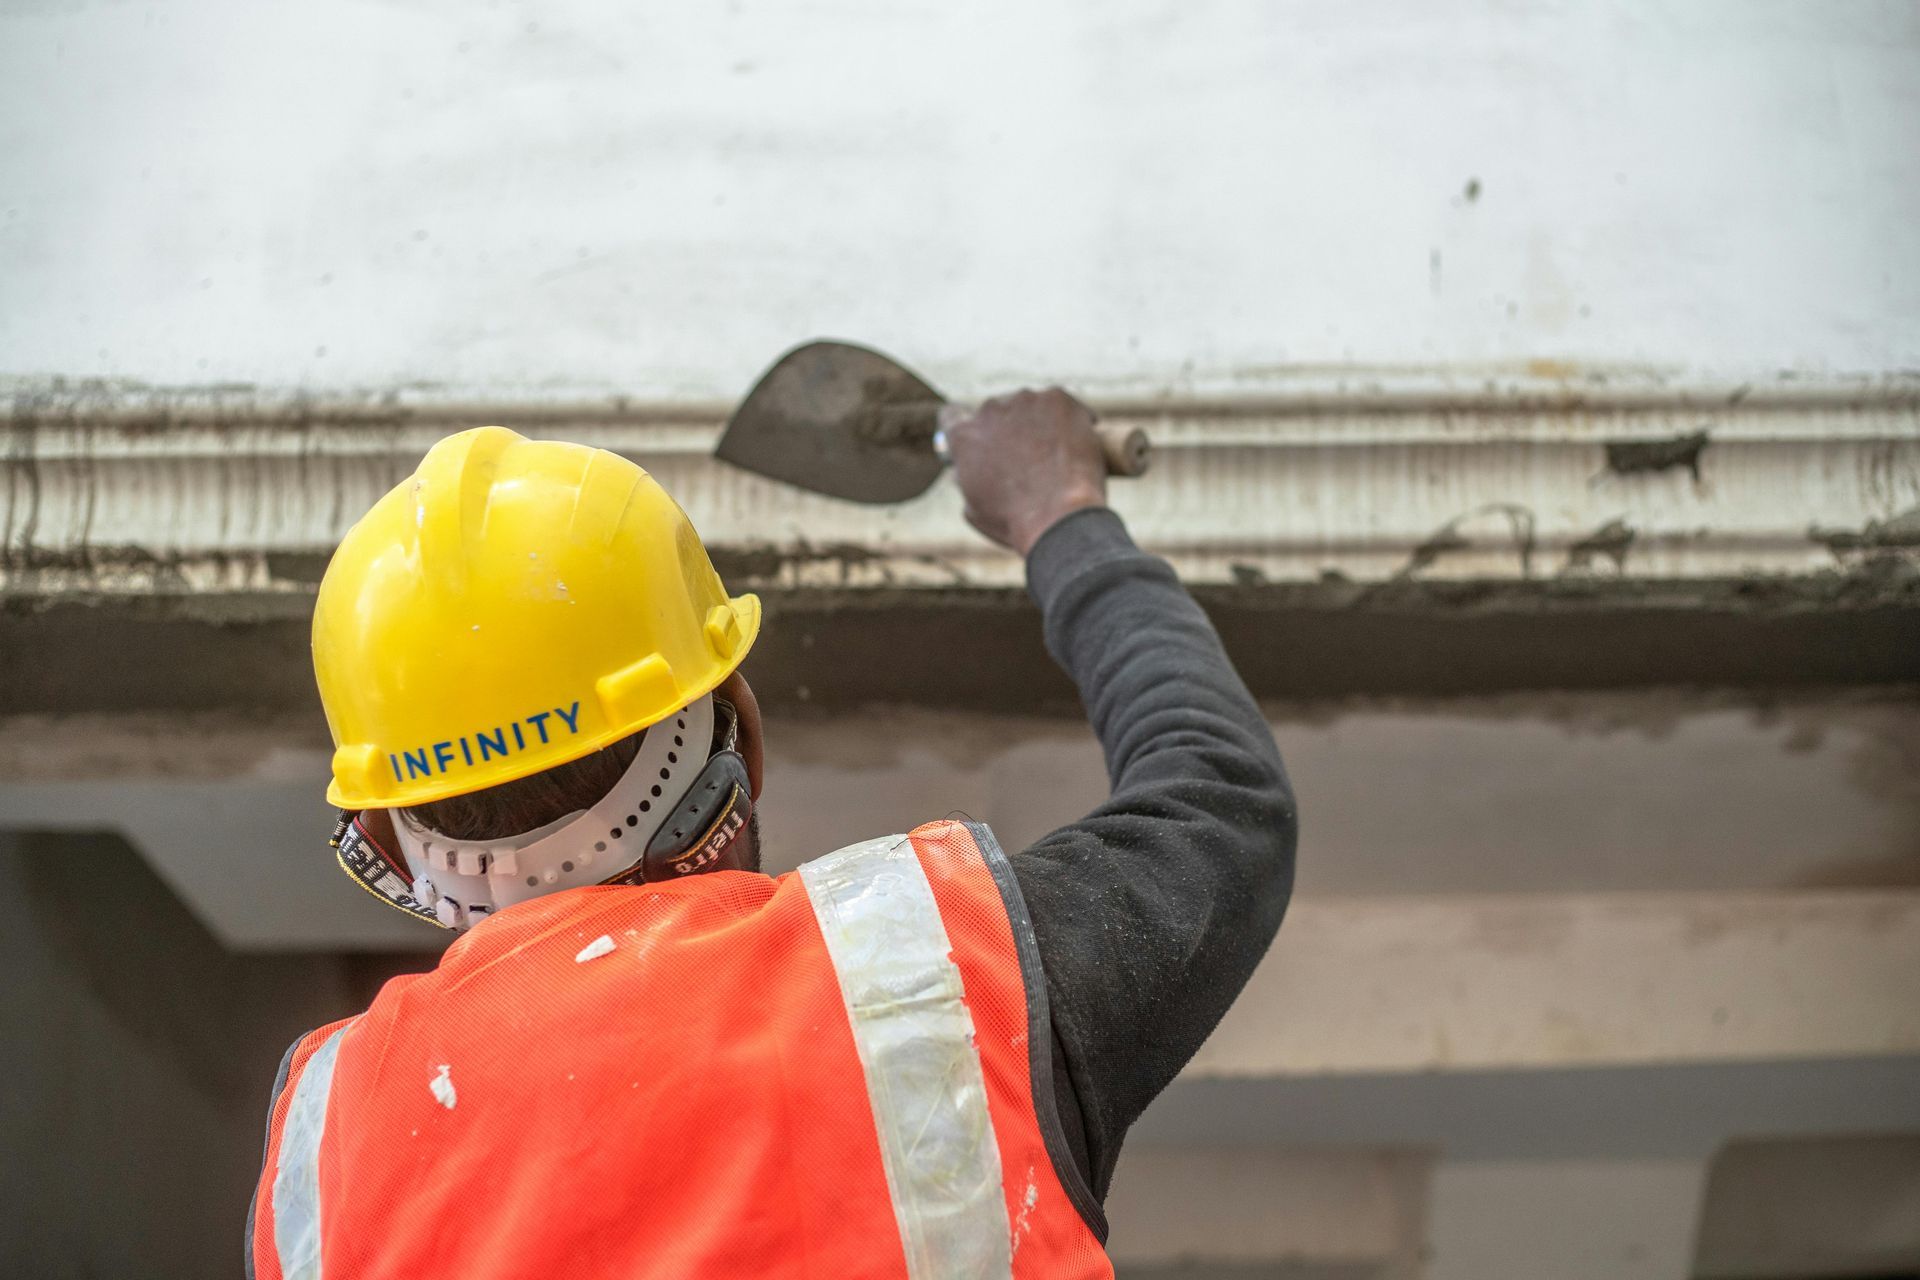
1695, 1136, 1920, 1278
3, 0, 1917, 394
0, 830, 406, 1279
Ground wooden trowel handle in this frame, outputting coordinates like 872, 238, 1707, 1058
934, 414, 1152, 479
1095, 423, 1152, 478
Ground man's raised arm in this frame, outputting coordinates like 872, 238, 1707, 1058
943, 389, 1299, 1200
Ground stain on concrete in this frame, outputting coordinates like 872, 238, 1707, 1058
1604, 430, 1710, 481
1564, 519, 1636, 573
1811, 505, 1920, 558
7, 379, 416, 441
1779, 720, 1826, 755
1681, 905, 1738, 949
1468, 903, 1574, 956
1229, 562, 1270, 587
3, 415, 44, 571
1538, 1008, 1610, 1061
262, 552, 332, 585
1791, 852, 1920, 889
1397, 505, 1537, 580
1400, 527, 1472, 578
709, 540, 890, 586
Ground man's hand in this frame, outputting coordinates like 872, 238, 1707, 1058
939, 387, 1108, 557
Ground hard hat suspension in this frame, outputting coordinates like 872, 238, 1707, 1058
330, 693, 756, 930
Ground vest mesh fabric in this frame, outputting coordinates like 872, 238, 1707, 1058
909, 822, 1113, 1278
252, 821, 1111, 1278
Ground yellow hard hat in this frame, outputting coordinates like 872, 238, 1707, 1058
312, 426, 760, 810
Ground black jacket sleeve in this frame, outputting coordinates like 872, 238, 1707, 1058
1007, 507, 1297, 1201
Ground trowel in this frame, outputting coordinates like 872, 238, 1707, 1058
715, 340, 1150, 504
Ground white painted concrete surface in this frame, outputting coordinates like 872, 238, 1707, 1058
3, 1, 1917, 393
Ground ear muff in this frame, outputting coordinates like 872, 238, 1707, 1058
638, 750, 755, 880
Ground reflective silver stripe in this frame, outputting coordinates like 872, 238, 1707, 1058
271, 1025, 348, 1280
801, 835, 1013, 1279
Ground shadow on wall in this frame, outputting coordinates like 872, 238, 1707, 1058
0, 830, 426, 1279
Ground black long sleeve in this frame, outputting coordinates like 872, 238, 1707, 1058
1008, 507, 1298, 1202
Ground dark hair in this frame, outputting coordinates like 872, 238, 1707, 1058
402, 732, 644, 841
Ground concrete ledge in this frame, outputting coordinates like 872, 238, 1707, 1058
4, 375, 1917, 600
6, 587, 1919, 724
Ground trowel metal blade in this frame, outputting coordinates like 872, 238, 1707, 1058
715, 340, 947, 504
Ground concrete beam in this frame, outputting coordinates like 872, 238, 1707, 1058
1196, 890, 1920, 1076
4, 692, 1919, 942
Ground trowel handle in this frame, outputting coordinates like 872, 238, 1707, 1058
932, 413, 1152, 479
1093, 423, 1152, 477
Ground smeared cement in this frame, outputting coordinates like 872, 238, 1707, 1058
429, 1063, 457, 1110
574, 934, 616, 964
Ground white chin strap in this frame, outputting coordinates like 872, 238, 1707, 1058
392, 696, 715, 929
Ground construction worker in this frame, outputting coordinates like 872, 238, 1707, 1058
250, 389, 1297, 1278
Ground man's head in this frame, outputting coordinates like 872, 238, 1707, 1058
314, 427, 765, 928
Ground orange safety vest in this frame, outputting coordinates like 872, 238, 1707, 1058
251, 820, 1113, 1279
